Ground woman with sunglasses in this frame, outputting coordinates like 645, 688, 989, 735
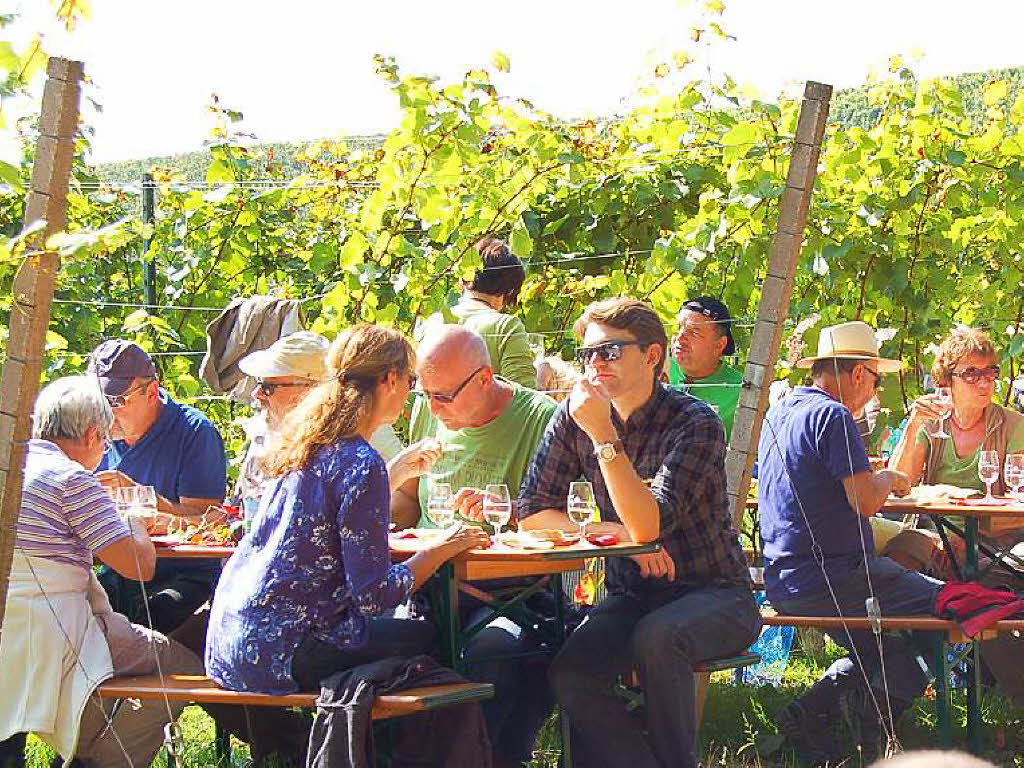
889, 327, 1024, 504
205, 325, 488, 698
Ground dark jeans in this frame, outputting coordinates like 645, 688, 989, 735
99, 564, 216, 635
461, 605, 555, 764
551, 583, 761, 768
772, 555, 943, 722
291, 618, 437, 691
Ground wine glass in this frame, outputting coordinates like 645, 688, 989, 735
929, 387, 953, 439
113, 485, 139, 517
135, 485, 157, 514
1004, 454, 1024, 500
978, 450, 1000, 501
482, 484, 512, 545
567, 481, 596, 543
426, 481, 455, 529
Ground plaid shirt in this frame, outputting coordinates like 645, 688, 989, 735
518, 382, 750, 597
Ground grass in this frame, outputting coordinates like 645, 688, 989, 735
22, 636, 1024, 767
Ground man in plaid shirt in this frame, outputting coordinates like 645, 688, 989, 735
518, 297, 759, 768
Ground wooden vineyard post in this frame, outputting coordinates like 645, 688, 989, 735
0, 58, 84, 632
726, 81, 833, 531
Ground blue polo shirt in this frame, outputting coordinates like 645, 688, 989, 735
100, 390, 227, 578
757, 386, 872, 602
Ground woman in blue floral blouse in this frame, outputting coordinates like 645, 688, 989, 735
205, 324, 487, 694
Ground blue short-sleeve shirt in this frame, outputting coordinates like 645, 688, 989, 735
100, 389, 227, 578
757, 386, 872, 602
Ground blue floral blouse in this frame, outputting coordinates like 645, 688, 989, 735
205, 438, 414, 694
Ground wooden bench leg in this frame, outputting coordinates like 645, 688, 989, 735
694, 670, 711, 731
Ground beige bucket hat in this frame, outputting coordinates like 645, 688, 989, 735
796, 321, 903, 373
239, 331, 330, 381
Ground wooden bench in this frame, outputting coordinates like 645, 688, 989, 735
760, 614, 1024, 643
619, 652, 762, 728
96, 674, 494, 720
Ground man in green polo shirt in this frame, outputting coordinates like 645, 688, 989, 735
669, 296, 744, 437
391, 325, 557, 768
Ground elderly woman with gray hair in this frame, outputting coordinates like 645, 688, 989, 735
0, 376, 200, 768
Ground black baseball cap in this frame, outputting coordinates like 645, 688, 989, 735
680, 297, 736, 356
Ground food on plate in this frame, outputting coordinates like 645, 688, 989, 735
906, 484, 981, 502
530, 529, 581, 546
586, 533, 619, 547
498, 531, 555, 550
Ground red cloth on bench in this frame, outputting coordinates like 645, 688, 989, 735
934, 581, 1024, 638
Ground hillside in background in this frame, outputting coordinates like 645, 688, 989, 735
94, 65, 1024, 184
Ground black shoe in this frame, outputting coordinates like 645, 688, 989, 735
775, 701, 841, 766
838, 687, 886, 765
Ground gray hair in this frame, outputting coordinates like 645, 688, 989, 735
32, 375, 114, 442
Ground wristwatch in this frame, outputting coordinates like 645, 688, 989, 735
594, 440, 624, 462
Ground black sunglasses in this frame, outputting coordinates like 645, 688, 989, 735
418, 366, 484, 404
952, 365, 1000, 385
575, 341, 644, 366
861, 366, 882, 390
256, 379, 315, 396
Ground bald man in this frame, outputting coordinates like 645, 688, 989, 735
391, 325, 558, 768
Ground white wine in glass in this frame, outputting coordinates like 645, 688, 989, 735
567, 481, 596, 542
1004, 454, 1024, 500
426, 482, 455, 529
929, 387, 953, 439
978, 450, 1000, 500
482, 484, 512, 545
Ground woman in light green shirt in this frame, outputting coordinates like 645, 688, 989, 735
451, 237, 538, 389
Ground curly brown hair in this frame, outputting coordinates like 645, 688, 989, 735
263, 324, 414, 475
930, 327, 997, 386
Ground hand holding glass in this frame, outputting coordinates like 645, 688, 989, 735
567, 481, 596, 542
482, 484, 512, 544
978, 450, 1000, 500
426, 482, 455, 529
928, 387, 953, 439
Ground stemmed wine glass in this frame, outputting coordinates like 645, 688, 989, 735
567, 481, 596, 543
426, 481, 455, 529
482, 484, 512, 545
978, 450, 1000, 501
929, 387, 953, 439
1004, 454, 1024, 501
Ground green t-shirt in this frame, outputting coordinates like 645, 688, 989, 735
408, 383, 558, 528
915, 421, 1024, 492
668, 360, 743, 439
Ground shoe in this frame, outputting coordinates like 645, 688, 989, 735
838, 687, 886, 765
775, 701, 841, 766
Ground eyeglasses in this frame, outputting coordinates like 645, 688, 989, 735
256, 379, 315, 396
575, 341, 644, 366
952, 365, 1000, 385
861, 366, 882, 390
105, 382, 150, 409
418, 366, 484, 404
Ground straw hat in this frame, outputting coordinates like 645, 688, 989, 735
239, 331, 330, 381
796, 321, 902, 373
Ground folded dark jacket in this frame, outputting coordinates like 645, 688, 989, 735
307, 655, 491, 768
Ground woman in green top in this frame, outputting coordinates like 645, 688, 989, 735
889, 327, 1024, 534
450, 237, 538, 389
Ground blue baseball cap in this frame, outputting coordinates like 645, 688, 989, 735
88, 339, 158, 396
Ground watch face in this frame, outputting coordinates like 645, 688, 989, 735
599, 444, 616, 461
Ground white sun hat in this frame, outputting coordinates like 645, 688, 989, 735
796, 321, 903, 373
238, 331, 330, 381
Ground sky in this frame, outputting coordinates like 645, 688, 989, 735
4, 0, 1024, 165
